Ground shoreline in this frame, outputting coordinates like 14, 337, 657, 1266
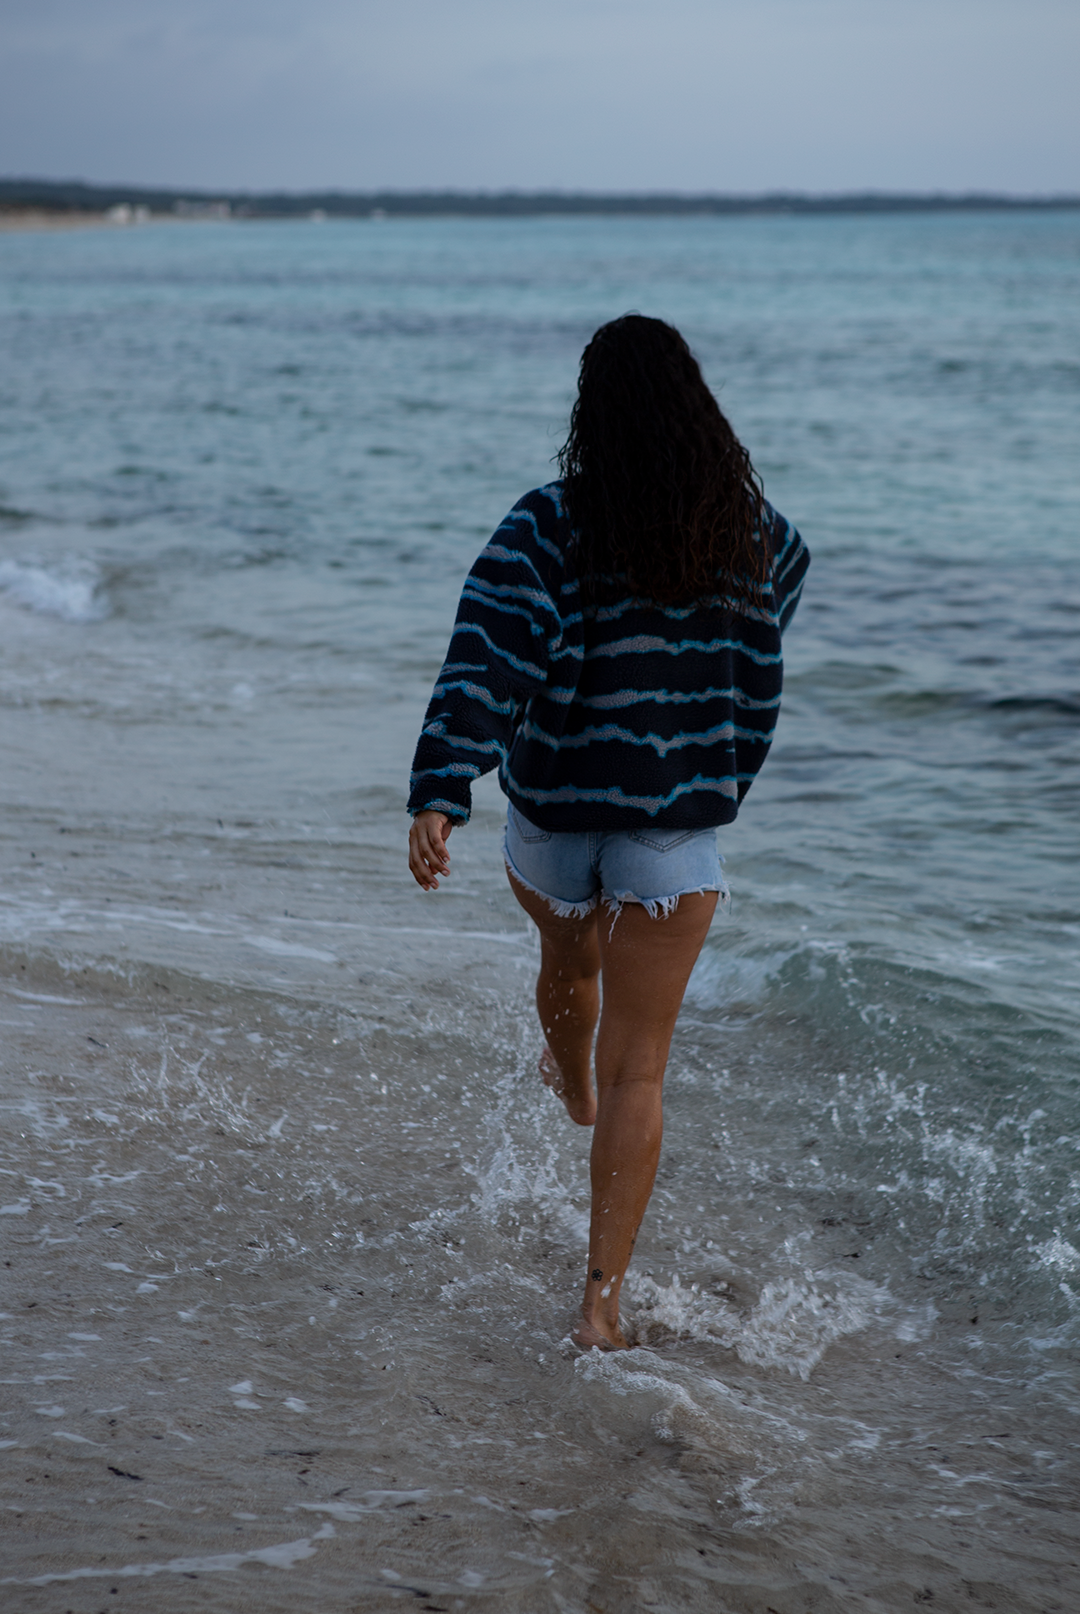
2, 942, 1077, 1609
0, 210, 197, 233
3, 187, 1080, 233
0, 209, 114, 232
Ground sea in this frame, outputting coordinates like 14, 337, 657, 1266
0, 210, 1078, 1613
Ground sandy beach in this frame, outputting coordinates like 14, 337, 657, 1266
0, 212, 115, 233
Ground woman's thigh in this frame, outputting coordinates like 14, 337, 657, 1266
594, 892, 718, 1084
506, 867, 600, 978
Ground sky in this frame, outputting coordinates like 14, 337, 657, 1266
1, 0, 1077, 195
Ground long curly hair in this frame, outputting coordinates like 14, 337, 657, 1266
558, 315, 767, 609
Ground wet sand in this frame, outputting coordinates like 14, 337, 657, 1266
3, 948, 1078, 1613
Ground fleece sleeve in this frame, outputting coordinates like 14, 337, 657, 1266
407, 505, 562, 822
767, 506, 811, 634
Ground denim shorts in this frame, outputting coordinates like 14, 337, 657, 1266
503, 802, 729, 922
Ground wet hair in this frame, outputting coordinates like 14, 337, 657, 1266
558, 314, 767, 609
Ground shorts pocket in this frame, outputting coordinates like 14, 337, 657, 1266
509, 805, 552, 844
627, 826, 714, 853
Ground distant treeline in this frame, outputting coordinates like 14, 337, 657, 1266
3, 177, 1079, 219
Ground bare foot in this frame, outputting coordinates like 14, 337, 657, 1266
572, 1315, 630, 1351
540, 1046, 596, 1127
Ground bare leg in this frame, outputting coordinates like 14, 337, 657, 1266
506, 869, 601, 1126
576, 893, 717, 1350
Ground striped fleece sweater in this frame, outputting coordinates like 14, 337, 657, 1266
408, 481, 809, 832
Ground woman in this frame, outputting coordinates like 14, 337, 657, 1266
408, 315, 808, 1351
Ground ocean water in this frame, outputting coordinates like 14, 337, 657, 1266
1, 211, 1078, 1612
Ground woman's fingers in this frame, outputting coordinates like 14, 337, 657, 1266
409, 838, 438, 889
408, 826, 437, 888
408, 812, 452, 890
416, 814, 451, 870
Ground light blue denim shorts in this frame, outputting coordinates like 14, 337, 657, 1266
503, 802, 729, 922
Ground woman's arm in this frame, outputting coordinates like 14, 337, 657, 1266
407, 496, 562, 825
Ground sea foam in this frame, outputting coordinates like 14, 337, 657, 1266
0, 558, 108, 622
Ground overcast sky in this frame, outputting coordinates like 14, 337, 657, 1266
1, 0, 1076, 194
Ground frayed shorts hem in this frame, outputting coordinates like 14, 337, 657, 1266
604, 884, 729, 921
502, 852, 599, 921
503, 851, 727, 924
503, 805, 730, 927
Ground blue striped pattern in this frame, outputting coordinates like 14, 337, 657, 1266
408, 482, 809, 830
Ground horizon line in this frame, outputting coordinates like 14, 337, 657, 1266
3, 177, 1079, 218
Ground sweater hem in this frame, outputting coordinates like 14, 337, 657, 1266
501, 785, 740, 835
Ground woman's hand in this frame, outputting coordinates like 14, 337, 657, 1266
408, 810, 453, 891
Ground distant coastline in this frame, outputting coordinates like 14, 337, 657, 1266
2, 177, 1079, 226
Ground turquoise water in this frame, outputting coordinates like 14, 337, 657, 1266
1, 213, 1079, 1607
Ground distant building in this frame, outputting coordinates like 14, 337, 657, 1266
105, 204, 153, 224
